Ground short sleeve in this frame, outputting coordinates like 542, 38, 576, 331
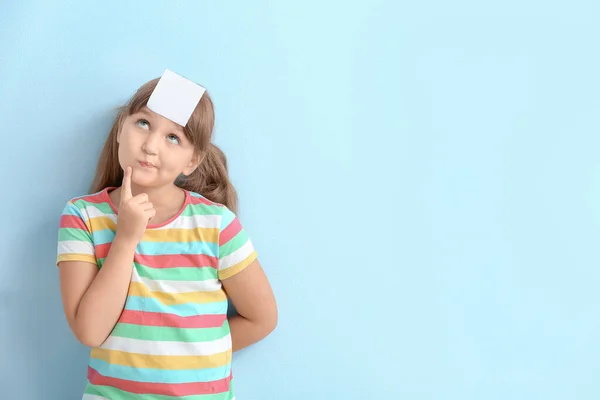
56, 201, 97, 266
218, 206, 258, 280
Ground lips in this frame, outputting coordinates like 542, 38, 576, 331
139, 161, 156, 168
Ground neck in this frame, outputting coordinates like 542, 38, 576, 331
114, 183, 185, 211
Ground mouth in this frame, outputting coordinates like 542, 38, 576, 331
139, 161, 156, 168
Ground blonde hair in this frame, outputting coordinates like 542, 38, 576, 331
90, 77, 238, 212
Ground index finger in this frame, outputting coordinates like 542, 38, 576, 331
121, 166, 132, 201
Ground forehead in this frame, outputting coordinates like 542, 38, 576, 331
133, 106, 184, 133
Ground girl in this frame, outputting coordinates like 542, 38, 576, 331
56, 76, 278, 400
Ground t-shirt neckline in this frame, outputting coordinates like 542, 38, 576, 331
101, 186, 190, 229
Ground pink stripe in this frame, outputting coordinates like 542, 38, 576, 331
189, 196, 215, 206
135, 253, 218, 269
88, 366, 232, 396
93, 246, 218, 268
219, 218, 242, 246
60, 215, 89, 231
95, 243, 111, 259
119, 310, 227, 328
76, 194, 109, 204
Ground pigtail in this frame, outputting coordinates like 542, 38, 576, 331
179, 144, 238, 213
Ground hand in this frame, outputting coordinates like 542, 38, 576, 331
115, 166, 156, 246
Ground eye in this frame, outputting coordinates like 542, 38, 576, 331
167, 133, 180, 144
136, 119, 150, 129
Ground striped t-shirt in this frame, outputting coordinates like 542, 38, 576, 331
56, 187, 257, 400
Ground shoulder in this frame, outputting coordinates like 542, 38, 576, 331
68, 189, 108, 206
185, 191, 236, 229
60, 188, 113, 219
187, 191, 228, 213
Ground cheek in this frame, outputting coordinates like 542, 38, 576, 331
117, 132, 137, 162
117, 141, 128, 166
164, 151, 194, 172
164, 154, 185, 170
118, 131, 137, 149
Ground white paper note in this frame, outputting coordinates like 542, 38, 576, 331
147, 69, 206, 127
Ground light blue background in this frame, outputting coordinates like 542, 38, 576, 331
1, 1, 599, 399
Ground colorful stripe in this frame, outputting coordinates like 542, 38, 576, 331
89, 358, 231, 383
99, 334, 231, 356
90, 348, 231, 369
124, 296, 227, 316
56, 187, 256, 398
83, 382, 235, 400
127, 282, 226, 305
118, 310, 227, 328
88, 367, 232, 396
130, 269, 220, 293
135, 263, 217, 281
110, 323, 229, 342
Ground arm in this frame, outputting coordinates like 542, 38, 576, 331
58, 235, 137, 348
222, 259, 278, 352
58, 166, 155, 347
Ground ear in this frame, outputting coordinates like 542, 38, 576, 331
182, 153, 203, 176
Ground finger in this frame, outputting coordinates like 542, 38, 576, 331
141, 202, 154, 211
121, 166, 133, 201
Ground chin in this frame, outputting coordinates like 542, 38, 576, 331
130, 170, 157, 186
133, 176, 173, 190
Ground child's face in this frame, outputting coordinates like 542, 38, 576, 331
117, 106, 198, 189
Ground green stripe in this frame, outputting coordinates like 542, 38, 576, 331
85, 383, 233, 400
87, 201, 114, 214
69, 200, 87, 212
111, 323, 230, 342
135, 263, 218, 281
182, 204, 222, 216
58, 228, 91, 241
219, 231, 248, 258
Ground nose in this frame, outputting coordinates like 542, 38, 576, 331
142, 131, 160, 155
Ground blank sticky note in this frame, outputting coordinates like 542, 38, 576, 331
147, 69, 206, 127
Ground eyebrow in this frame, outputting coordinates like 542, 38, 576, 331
137, 109, 153, 118
135, 109, 186, 135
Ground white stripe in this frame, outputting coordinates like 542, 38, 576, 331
82, 395, 109, 400
58, 240, 94, 255
165, 214, 220, 229
219, 240, 255, 270
100, 333, 231, 356
131, 268, 221, 293
86, 205, 116, 222
86, 205, 220, 229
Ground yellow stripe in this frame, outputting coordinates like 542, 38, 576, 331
57, 254, 97, 265
89, 216, 116, 232
219, 252, 258, 280
90, 348, 231, 369
86, 217, 219, 243
142, 228, 219, 243
128, 281, 227, 305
